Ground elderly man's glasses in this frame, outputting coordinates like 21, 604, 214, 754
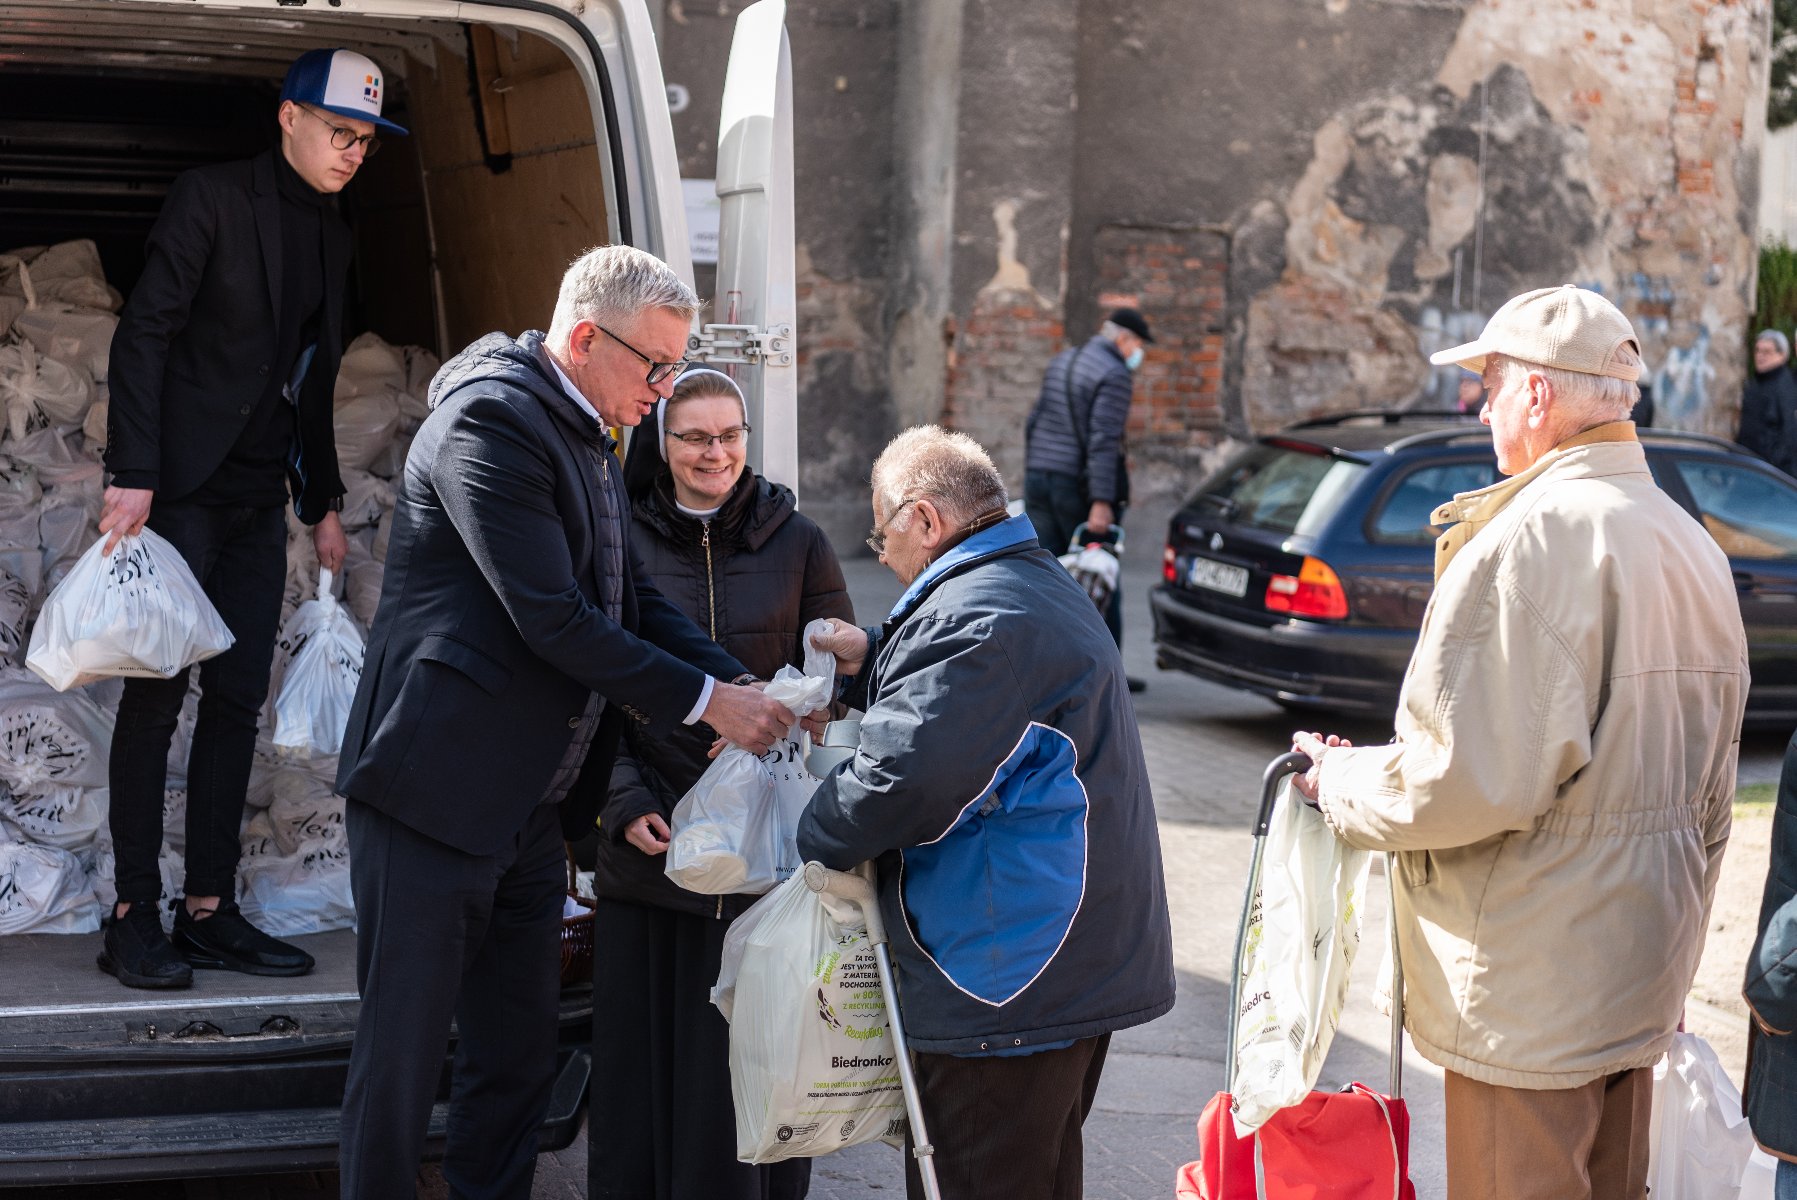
866, 497, 919, 555
668, 425, 751, 450
297, 105, 381, 157
596, 323, 688, 385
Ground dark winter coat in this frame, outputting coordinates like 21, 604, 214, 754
1023, 335, 1133, 505
796, 512, 1176, 1054
1746, 729, 1797, 1160
593, 468, 853, 920
1739, 364, 1797, 477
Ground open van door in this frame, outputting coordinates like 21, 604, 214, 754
691, 0, 798, 494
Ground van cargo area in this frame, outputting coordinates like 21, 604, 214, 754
0, 0, 659, 1181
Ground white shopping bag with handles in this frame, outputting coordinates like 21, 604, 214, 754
1648, 1032, 1776, 1200
665, 662, 834, 895
1230, 779, 1373, 1131
26, 529, 234, 692
269, 568, 364, 756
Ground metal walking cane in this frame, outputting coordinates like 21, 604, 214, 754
802, 860, 944, 1200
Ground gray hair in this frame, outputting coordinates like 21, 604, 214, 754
1759, 329, 1792, 358
871, 425, 1008, 527
546, 245, 701, 346
1492, 348, 1641, 425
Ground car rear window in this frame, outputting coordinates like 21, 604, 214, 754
1196, 445, 1367, 537
1369, 460, 1499, 544
1674, 459, 1797, 559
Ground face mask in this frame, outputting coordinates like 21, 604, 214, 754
1125, 347, 1145, 372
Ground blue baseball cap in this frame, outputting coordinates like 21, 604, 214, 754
280, 48, 408, 136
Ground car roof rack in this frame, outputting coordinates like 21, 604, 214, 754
1286, 409, 1478, 430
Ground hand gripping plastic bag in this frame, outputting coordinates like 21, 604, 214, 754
717, 872, 908, 1162
1230, 779, 1373, 1131
1648, 1032, 1777, 1200
26, 530, 234, 692
270, 568, 365, 755
0, 838, 100, 934
665, 664, 834, 895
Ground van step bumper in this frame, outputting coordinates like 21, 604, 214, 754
0, 1047, 589, 1185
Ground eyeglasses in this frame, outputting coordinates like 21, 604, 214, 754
667, 425, 751, 450
595, 323, 688, 385
297, 105, 381, 157
866, 497, 919, 555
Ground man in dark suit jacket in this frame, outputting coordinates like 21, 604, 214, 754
97, 48, 404, 991
332, 244, 798, 1200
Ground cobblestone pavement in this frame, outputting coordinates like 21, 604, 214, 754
17, 499, 1784, 1199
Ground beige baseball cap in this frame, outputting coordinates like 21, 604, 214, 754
1429, 285, 1642, 381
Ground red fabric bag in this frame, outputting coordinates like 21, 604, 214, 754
1175, 1083, 1415, 1200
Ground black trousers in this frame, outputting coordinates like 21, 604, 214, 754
107, 502, 286, 904
338, 798, 567, 1200
904, 1034, 1111, 1200
589, 898, 810, 1200
1023, 469, 1122, 647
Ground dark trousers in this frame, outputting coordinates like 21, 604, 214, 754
904, 1034, 1110, 1200
589, 899, 811, 1200
107, 502, 286, 904
338, 798, 567, 1200
1023, 469, 1122, 647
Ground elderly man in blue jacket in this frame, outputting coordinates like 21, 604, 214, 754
800, 425, 1175, 1200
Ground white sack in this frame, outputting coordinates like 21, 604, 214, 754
82, 395, 107, 452
721, 872, 907, 1162
12, 307, 119, 383
27, 529, 234, 691
343, 540, 385, 629
1648, 1032, 1777, 1200
338, 470, 395, 532
332, 392, 402, 472
269, 568, 364, 755
237, 835, 353, 937
0, 666, 115, 791
242, 765, 343, 858
0, 340, 94, 439
401, 345, 438, 429
0, 839, 101, 934
334, 332, 407, 400
0, 565, 32, 659
11, 241, 121, 312
82, 827, 184, 930
666, 665, 834, 896
7, 785, 106, 851
1229, 779, 1373, 1131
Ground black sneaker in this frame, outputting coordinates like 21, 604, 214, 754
98, 904, 194, 990
173, 900, 315, 977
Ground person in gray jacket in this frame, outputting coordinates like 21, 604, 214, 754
799, 426, 1175, 1200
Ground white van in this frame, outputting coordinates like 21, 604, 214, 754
0, 0, 793, 1182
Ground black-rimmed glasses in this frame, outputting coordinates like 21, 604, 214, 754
866, 497, 919, 555
667, 425, 752, 450
595, 323, 688, 385
297, 104, 381, 157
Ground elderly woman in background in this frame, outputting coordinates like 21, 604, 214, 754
588, 368, 852, 1200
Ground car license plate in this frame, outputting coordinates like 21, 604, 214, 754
1187, 556, 1248, 597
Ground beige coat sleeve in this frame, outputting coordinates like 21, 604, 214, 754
1315, 548, 1595, 852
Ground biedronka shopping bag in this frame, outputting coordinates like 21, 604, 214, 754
1175, 764, 1415, 1200
27, 529, 234, 691
713, 871, 908, 1163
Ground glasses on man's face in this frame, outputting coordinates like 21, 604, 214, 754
595, 323, 688, 385
667, 425, 752, 450
866, 497, 919, 555
298, 105, 381, 157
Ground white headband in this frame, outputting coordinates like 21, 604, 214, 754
658, 367, 748, 445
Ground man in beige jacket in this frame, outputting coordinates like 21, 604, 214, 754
1293, 285, 1749, 1200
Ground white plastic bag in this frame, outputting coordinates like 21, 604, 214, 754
6, 785, 106, 851
1648, 1032, 1777, 1200
236, 820, 353, 938
269, 568, 364, 755
1230, 779, 1373, 1131
26, 529, 234, 691
720, 872, 907, 1162
0, 340, 94, 439
12, 306, 119, 382
0, 666, 115, 792
665, 664, 833, 895
0, 838, 100, 934
333, 392, 402, 472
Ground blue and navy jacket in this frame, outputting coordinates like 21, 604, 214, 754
796, 514, 1175, 1054
1746, 729, 1797, 1161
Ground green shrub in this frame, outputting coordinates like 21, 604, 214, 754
1755, 239, 1797, 354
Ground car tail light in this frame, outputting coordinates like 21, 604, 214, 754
1163, 543, 1177, 583
1265, 556, 1350, 620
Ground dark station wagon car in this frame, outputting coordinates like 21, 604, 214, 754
1151, 412, 1797, 727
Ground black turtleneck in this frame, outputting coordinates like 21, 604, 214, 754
189, 148, 327, 507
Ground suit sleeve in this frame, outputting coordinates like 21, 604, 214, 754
1084, 367, 1132, 504
796, 616, 1032, 869
106, 170, 218, 491
430, 392, 726, 736
1315, 552, 1593, 852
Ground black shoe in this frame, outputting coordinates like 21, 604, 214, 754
98, 904, 194, 990
173, 900, 315, 977
1127, 676, 1148, 694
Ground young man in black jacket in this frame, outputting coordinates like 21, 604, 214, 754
96, 48, 405, 989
